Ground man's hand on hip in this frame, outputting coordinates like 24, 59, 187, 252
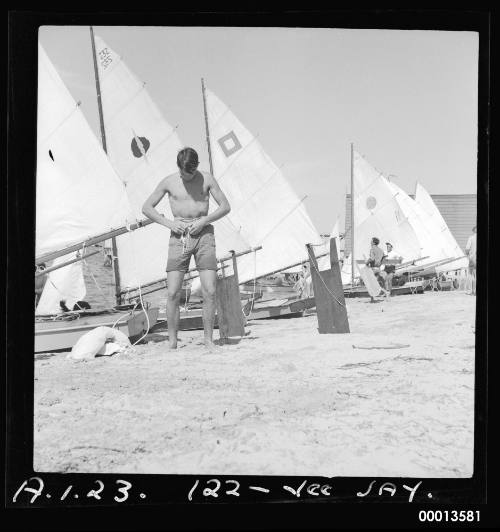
168, 219, 188, 235
188, 217, 208, 236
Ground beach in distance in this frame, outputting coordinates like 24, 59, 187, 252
34, 290, 475, 478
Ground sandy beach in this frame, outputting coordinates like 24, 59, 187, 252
34, 290, 475, 478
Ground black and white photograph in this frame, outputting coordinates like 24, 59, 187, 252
6, 9, 491, 525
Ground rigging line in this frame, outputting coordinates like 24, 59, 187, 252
242, 249, 258, 318
123, 229, 151, 344
308, 256, 347, 309
215, 134, 260, 183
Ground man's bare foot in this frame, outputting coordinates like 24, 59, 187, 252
203, 339, 220, 352
167, 335, 181, 349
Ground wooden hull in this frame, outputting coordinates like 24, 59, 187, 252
35, 308, 159, 353
152, 280, 426, 333
153, 309, 215, 332
343, 280, 425, 298
249, 296, 316, 320
153, 297, 313, 331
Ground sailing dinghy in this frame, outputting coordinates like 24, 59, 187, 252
90, 34, 255, 331
91, 33, 329, 325
35, 44, 159, 352
196, 84, 330, 319
341, 149, 467, 297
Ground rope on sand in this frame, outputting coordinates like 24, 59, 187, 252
352, 343, 410, 350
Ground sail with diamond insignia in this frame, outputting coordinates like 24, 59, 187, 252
201, 87, 330, 285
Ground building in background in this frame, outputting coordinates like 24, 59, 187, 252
343, 193, 477, 259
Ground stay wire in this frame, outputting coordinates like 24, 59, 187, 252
308, 254, 346, 309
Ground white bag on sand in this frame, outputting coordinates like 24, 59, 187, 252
68, 326, 131, 360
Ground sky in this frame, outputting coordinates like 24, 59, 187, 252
39, 26, 479, 234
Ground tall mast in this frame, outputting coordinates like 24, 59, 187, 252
201, 78, 214, 175
350, 142, 354, 286
90, 26, 122, 305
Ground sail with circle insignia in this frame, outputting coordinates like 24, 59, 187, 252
341, 151, 424, 283
92, 35, 248, 292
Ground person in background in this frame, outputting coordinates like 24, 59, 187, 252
366, 237, 385, 270
103, 240, 113, 267
366, 237, 388, 301
35, 263, 47, 307
294, 263, 314, 298
465, 225, 477, 295
380, 242, 403, 298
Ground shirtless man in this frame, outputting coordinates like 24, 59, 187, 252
142, 147, 231, 350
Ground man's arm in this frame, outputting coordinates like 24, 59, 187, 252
189, 173, 231, 235
142, 179, 185, 235
206, 173, 231, 222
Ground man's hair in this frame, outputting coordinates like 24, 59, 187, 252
372, 237, 380, 246
177, 147, 199, 174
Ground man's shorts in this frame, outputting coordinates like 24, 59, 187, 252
166, 224, 217, 273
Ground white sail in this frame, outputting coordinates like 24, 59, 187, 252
36, 254, 86, 315
386, 180, 451, 264
414, 183, 468, 271
203, 87, 329, 285
93, 35, 187, 290
351, 151, 423, 265
36, 44, 134, 258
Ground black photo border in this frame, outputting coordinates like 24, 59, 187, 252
5, 7, 494, 530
